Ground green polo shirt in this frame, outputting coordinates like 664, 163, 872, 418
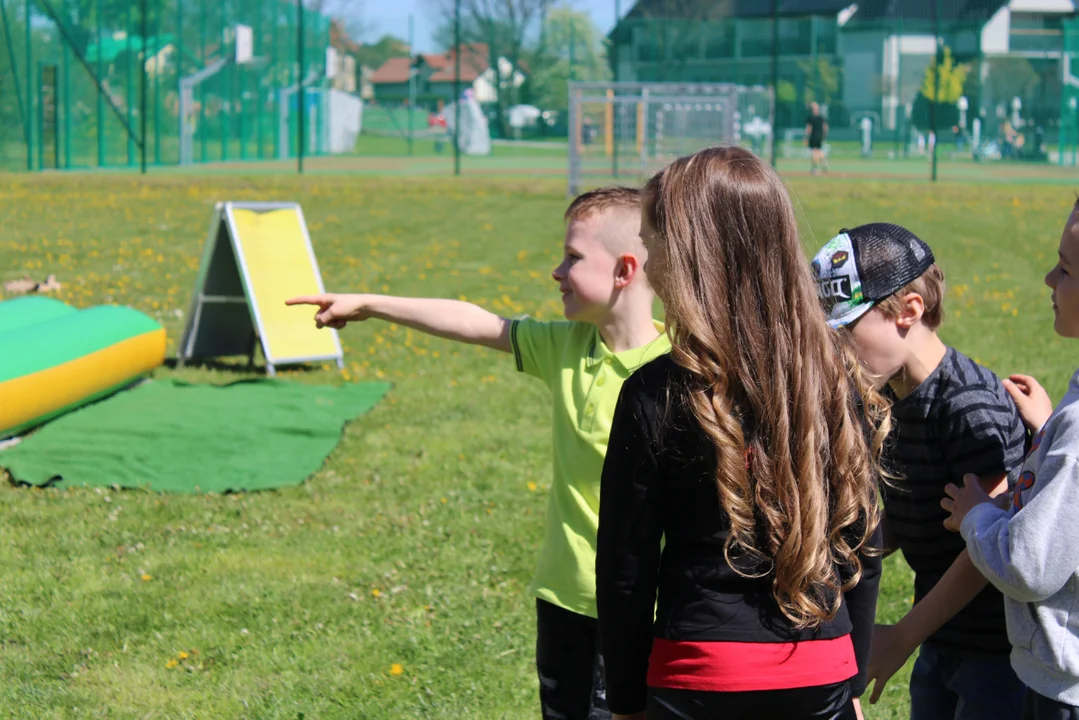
510, 317, 670, 619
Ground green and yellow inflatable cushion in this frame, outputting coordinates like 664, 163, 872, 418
0, 296, 165, 438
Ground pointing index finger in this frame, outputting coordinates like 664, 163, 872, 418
285, 295, 328, 306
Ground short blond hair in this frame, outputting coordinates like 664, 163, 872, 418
564, 186, 640, 223
875, 263, 946, 330
565, 186, 643, 256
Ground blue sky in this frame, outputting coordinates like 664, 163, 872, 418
363, 0, 620, 53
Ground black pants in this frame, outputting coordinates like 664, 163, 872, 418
1024, 689, 1079, 720
648, 682, 856, 720
536, 599, 611, 720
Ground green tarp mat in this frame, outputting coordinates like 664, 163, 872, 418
0, 379, 391, 493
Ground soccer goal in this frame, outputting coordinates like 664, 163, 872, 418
567, 82, 774, 196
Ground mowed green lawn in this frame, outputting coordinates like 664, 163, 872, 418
0, 173, 1075, 719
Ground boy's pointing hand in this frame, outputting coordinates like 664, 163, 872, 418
286, 293, 369, 329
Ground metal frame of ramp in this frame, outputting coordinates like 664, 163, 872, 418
177, 201, 344, 376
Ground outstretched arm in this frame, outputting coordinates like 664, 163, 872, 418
286, 293, 512, 353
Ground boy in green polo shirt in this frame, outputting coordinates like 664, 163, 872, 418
287, 186, 668, 720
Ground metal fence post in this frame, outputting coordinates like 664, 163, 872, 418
453, 0, 461, 176
140, 0, 147, 173
298, 0, 304, 173
127, 2, 135, 166
27, 0, 34, 170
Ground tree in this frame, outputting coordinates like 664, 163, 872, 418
797, 56, 841, 106
983, 56, 1040, 108
355, 34, 409, 71
433, 15, 485, 52
310, 0, 373, 43
912, 46, 971, 129
45, 0, 143, 53
528, 7, 610, 111
426, 0, 556, 138
920, 46, 969, 104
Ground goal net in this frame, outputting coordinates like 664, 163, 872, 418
567, 82, 774, 196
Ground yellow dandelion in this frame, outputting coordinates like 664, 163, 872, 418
141, 574, 152, 581
166, 659, 179, 668
178, 651, 189, 660
390, 663, 404, 676
527, 482, 538, 492
372, 588, 382, 598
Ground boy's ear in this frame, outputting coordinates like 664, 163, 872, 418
894, 292, 926, 329
614, 253, 641, 289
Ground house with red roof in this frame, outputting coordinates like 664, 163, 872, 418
369, 43, 528, 110
368, 56, 413, 101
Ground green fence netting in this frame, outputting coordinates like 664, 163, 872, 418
0, 0, 331, 171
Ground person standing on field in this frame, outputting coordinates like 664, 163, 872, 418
806, 102, 828, 175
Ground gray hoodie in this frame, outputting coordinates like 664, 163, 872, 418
961, 369, 1079, 704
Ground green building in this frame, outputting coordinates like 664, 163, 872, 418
609, 1, 1079, 141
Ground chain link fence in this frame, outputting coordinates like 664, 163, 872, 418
0, 0, 334, 171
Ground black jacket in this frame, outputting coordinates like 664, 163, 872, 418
596, 355, 882, 714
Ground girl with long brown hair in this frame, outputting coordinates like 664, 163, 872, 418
595, 146, 890, 720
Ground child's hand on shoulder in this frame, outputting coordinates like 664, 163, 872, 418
1003, 373, 1053, 432
285, 293, 371, 329
941, 474, 994, 531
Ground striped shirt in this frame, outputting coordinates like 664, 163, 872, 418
883, 347, 1027, 657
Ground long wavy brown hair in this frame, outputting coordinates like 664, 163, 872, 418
643, 146, 891, 629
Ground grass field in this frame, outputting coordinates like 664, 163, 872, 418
0, 171, 1076, 718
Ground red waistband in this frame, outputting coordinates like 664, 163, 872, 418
647, 636, 857, 693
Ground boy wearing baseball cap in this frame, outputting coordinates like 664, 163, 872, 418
812, 223, 1028, 719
